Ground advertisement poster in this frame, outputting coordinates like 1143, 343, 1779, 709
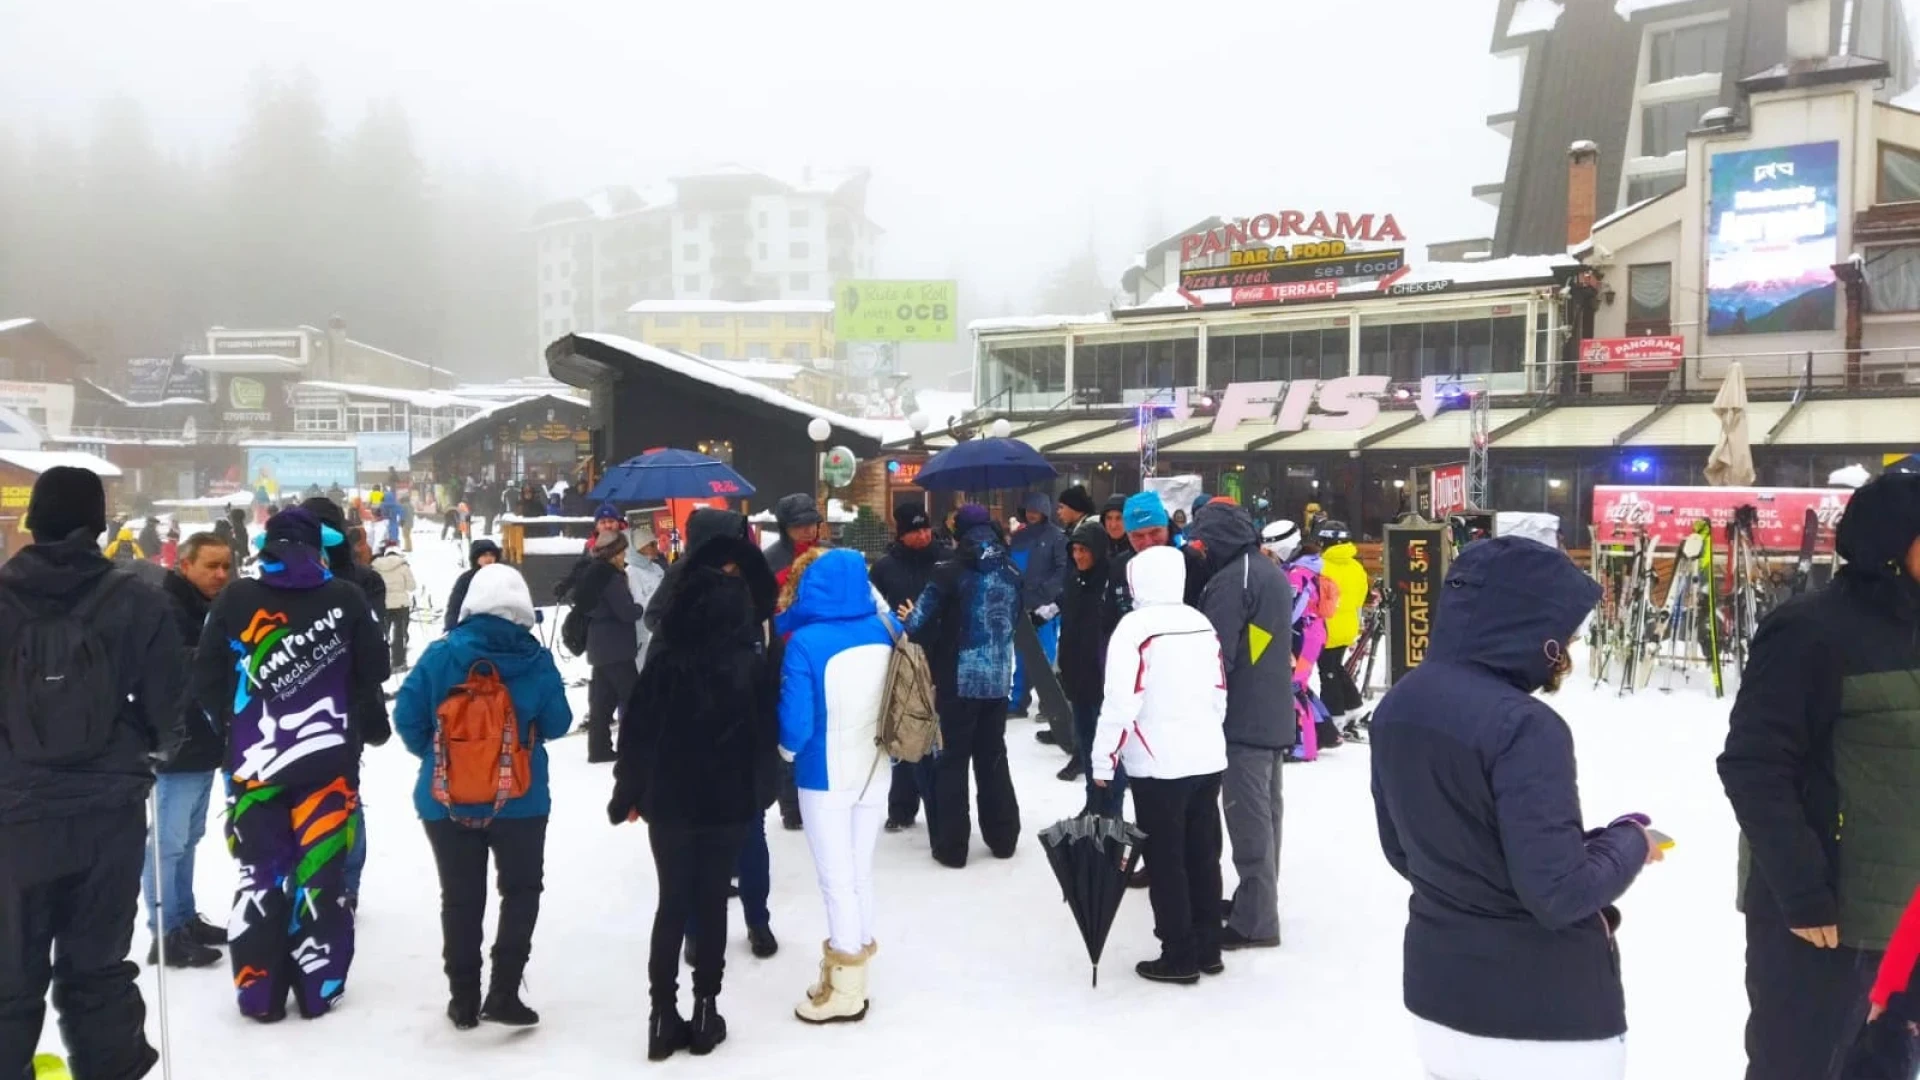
1579, 336, 1686, 374
1706, 141, 1840, 336
835, 280, 957, 342
1383, 523, 1447, 686
246, 447, 356, 496
354, 431, 413, 473
1429, 463, 1469, 518
0, 380, 76, 437
125, 357, 211, 403
1591, 486, 1851, 551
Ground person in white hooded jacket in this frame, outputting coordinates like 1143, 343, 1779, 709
1089, 544, 1229, 986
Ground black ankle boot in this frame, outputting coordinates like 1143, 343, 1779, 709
648, 1006, 690, 1061
481, 977, 539, 1027
688, 995, 727, 1055
447, 993, 480, 1030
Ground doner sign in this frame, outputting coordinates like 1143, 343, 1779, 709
837, 280, 957, 342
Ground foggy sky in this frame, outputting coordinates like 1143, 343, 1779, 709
3, 1, 1542, 305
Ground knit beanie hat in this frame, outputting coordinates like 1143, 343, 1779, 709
595, 502, 624, 524
1122, 491, 1170, 532
264, 507, 325, 550
1837, 472, 1920, 576
1057, 484, 1096, 516
1101, 493, 1129, 518
895, 501, 932, 537
954, 503, 993, 532
26, 465, 107, 543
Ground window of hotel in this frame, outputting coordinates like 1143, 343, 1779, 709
1207, 324, 1351, 388
653, 314, 680, 328
684, 275, 701, 292
1357, 311, 1528, 380
746, 342, 771, 358
983, 337, 1069, 407
295, 407, 344, 433
1879, 143, 1920, 203
699, 342, 726, 359
699, 315, 727, 328
783, 342, 814, 360
1627, 263, 1673, 333
791, 209, 811, 227
1641, 96, 1716, 156
1648, 21, 1726, 82
743, 314, 771, 328
1068, 329, 1199, 404
1626, 172, 1685, 206
350, 403, 395, 432
790, 241, 810, 258
1865, 245, 1920, 312
785, 314, 814, 329
790, 273, 810, 290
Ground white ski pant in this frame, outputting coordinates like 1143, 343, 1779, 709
798, 784, 886, 955
1414, 1017, 1625, 1080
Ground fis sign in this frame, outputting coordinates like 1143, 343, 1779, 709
1208, 375, 1456, 436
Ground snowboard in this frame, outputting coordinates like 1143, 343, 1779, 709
1697, 519, 1724, 699
33, 1055, 71, 1080
1012, 615, 1074, 747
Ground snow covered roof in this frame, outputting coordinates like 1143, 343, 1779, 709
1614, 0, 1689, 17
50, 434, 186, 447
969, 313, 1112, 333
704, 359, 804, 382
569, 333, 891, 442
1893, 84, 1920, 112
297, 380, 490, 412
449, 378, 584, 404
238, 439, 355, 450
0, 318, 36, 335
0, 449, 122, 478
1508, 0, 1562, 35
183, 353, 305, 373
629, 299, 835, 315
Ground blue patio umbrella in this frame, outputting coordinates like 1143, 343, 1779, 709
589, 448, 757, 502
914, 436, 1058, 492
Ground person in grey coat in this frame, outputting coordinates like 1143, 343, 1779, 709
1008, 489, 1069, 718
1186, 499, 1295, 951
585, 530, 641, 764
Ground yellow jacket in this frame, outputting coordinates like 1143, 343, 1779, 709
1321, 542, 1368, 648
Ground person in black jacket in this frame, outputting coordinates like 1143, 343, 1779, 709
869, 501, 945, 830
1100, 494, 1131, 560
0, 467, 185, 1080
765, 492, 823, 580
1719, 472, 1920, 1080
143, 533, 235, 970
1371, 536, 1657, 1077
585, 530, 641, 765
1060, 518, 1119, 808
446, 538, 503, 633
610, 527, 779, 1062
193, 506, 390, 1022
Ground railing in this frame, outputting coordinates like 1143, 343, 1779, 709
1679, 348, 1920, 391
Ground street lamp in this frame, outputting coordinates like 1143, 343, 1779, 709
989, 418, 1012, 439
807, 417, 831, 507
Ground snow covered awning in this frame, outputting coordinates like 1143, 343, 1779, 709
0, 449, 122, 478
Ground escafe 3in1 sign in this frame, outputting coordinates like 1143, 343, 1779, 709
1383, 523, 1448, 685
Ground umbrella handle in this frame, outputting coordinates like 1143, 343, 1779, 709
1092, 964, 1098, 989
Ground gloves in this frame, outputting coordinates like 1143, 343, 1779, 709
1033, 603, 1060, 623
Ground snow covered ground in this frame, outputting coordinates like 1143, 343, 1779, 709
45, 530, 1751, 1077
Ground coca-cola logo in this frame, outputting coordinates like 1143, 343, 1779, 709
1604, 491, 1655, 526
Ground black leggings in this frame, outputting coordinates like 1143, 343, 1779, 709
1318, 647, 1364, 715
647, 824, 747, 1008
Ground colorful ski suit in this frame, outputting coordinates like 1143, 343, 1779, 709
1287, 556, 1331, 761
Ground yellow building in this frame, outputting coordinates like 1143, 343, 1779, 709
626, 299, 835, 365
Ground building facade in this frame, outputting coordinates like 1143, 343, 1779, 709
1481, 0, 1915, 257
528, 167, 881, 352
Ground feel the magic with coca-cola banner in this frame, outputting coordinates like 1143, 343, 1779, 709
1591, 485, 1851, 551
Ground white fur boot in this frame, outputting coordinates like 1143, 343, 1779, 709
795, 940, 872, 1024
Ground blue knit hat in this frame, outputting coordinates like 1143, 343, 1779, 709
595, 502, 623, 523
1123, 492, 1170, 532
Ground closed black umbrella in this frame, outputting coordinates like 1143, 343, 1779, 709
1038, 814, 1146, 987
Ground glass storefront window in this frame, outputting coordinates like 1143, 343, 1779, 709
982, 336, 1067, 410
1206, 320, 1349, 389
1070, 329, 1199, 404
1357, 308, 1532, 381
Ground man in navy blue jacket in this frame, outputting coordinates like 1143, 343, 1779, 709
1370, 536, 1658, 1078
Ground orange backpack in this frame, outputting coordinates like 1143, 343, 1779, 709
431, 660, 531, 827
1316, 573, 1341, 621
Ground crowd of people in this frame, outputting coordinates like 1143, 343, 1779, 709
2, 461, 1918, 1079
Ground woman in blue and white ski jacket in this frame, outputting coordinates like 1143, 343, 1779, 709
775, 547, 898, 1023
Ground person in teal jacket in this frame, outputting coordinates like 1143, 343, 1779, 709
394, 563, 572, 1032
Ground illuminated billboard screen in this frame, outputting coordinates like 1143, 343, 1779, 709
1706, 141, 1839, 336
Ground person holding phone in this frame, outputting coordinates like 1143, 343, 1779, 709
1370, 536, 1660, 1079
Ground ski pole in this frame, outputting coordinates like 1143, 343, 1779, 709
147, 784, 173, 1080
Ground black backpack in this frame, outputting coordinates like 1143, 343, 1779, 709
560, 604, 590, 657
1, 571, 131, 766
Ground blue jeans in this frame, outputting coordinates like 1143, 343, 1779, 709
1009, 617, 1060, 711
688, 811, 770, 939
142, 770, 215, 935
344, 798, 367, 897
1075, 700, 1126, 817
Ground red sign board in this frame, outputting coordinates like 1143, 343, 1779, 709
1230, 280, 1341, 305
1430, 464, 1469, 518
1591, 486, 1851, 551
1579, 336, 1686, 374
